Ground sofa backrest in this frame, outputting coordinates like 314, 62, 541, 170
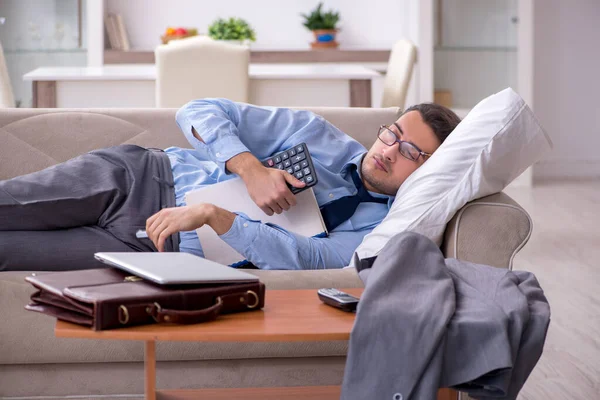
0, 107, 400, 180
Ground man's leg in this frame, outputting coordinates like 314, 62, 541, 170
0, 226, 133, 271
0, 145, 177, 251
0, 147, 135, 231
0, 145, 178, 270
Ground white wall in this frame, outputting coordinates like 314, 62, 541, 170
87, 0, 103, 66
106, 0, 413, 50
417, 0, 433, 103
532, 0, 600, 180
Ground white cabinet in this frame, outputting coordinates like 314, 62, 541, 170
0, 0, 87, 107
437, 0, 518, 49
433, 0, 520, 110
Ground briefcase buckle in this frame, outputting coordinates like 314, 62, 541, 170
246, 290, 259, 309
118, 305, 129, 325
150, 302, 162, 322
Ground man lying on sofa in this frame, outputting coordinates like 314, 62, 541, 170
0, 99, 460, 271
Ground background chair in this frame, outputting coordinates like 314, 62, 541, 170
381, 39, 417, 110
154, 36, 249, 108
0, 40, 16, 107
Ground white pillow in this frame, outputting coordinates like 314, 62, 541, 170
352, 87, 552, 264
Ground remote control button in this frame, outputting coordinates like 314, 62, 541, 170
288, 149, 296, 157
303, 167, 311, 175
305, 174, 314, 183
296, 145, 304, 153
300, 160, 309, 168
281, 153, 289, 160
267, 159, 274, 167
292, 153, 306, 163
283, 160, 292, 168
293, 164, 301, 172
274, 156, 282, 163
300, 178, 306, 183
295, 171, 303, 179
276, 163, 284, 170
286, 167, 294, 174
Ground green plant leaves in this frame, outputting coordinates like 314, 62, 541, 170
208, 17, 257, 42
301, 2, 340, 30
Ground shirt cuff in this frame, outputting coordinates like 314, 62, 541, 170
192, 118, 251, 173
218, 213, 259, 256
177, 110, 251, 173
203, 132, 251, 173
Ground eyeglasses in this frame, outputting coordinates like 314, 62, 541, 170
377, 125, 431, 162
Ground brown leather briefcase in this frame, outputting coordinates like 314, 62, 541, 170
25, 268, 265, 330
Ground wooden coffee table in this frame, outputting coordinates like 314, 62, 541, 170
55, 289, 458, 400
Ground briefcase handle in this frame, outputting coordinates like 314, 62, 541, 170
139, 290, 260, 325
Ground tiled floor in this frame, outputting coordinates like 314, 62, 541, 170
503, 182, 600, 399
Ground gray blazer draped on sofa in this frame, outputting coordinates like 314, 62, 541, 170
342, 232, 550, 400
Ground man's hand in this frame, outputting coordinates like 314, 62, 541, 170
244, 167, 305, 216
226, 152, 305, 216
146, 203, 235, 252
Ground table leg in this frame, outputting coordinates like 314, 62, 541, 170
145, 340, 156, 400
349, 79, 372, 107
32, 81, 57, 108
439, 388, 459, 400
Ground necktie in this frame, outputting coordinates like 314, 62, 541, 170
320, 165, 388, 232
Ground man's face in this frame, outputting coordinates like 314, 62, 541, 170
361, 111, 441, 195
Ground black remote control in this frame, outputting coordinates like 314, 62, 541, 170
317, 288, 359, 312
261, 143, 318, 194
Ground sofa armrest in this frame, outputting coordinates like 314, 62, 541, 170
442, 192, 532, 270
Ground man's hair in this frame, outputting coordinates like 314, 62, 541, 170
402, 103, 461, 144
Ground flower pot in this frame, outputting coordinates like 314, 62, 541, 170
311, 29, 339, 49
218, 39, 252, 48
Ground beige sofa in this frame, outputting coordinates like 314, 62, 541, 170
0, 107, 532, 399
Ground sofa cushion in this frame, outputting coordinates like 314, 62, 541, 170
0, 357, 348, 397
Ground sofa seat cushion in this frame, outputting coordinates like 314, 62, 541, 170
0, 268, 362, 365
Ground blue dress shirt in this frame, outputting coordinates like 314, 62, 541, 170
165, 98, 394, 270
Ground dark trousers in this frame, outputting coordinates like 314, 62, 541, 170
0, 145, 178, 271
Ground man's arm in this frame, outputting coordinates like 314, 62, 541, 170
190, 128, 303, 215
146, 203, 235, 252
219, 214, 373, 270
178, 99, 318, 215
176, 98, 324, 170
146, 203, 370, 270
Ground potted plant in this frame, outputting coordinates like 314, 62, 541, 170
207, 17, 256, 46
301, 2, 341, 49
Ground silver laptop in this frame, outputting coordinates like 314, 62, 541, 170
94, 252, 259, 285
